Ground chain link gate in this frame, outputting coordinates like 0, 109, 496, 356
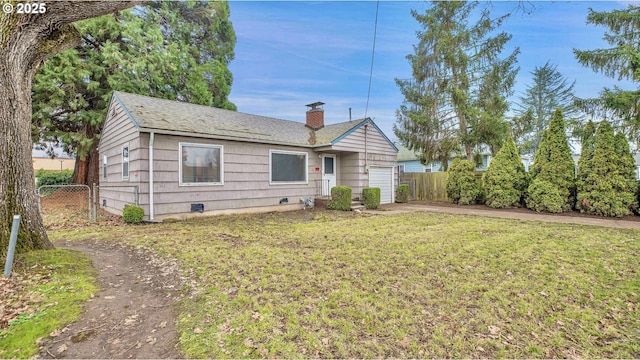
37, 184, 91, 222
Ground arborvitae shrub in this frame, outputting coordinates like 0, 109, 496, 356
636, 181, 640, 215
614, 132, 639, 213
327, 186, 352, 211
362, 187, 381, 209
526, 109, 575, 213
446, 158, 482, 205
576, 121, 596, 212
396, 184, 410, 203
122, 204, 145, 224
526, 180, 564, 213
483, 137, 528, 208
578, 121, 636, 217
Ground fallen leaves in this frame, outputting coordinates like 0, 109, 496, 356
0, 267, 52, 330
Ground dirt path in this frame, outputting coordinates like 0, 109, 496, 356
39, 241, 186, 359
373, 202, 640, 230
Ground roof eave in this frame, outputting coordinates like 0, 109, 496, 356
138, 127, 314, 148
330, 118, 398, 152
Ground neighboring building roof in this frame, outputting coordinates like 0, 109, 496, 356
31, 143, 74, 159
396, 145, 419, 162
112, 91, 397, 151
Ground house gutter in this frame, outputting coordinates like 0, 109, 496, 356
149, 132, 155, 221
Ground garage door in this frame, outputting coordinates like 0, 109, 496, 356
369, 166, 393, 204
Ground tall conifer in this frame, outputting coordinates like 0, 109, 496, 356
576, 121, 596, 212
526, 109, 575, 212
579, 121, 636, 217
395, 1, 519, 166
482, 137, 527, 208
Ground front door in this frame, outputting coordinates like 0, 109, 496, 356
322, 154, 336, 196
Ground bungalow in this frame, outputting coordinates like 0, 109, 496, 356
98, 92, 398, 220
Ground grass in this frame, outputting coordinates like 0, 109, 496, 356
0, 249, 97, 358
49, 209, 640, 358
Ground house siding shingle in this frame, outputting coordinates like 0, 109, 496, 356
98, 98, 142, 213
124, 133, 322, 219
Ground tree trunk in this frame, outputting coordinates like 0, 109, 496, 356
0, 1, 138, 256
71, 141, 100, 186
0, 48, 52, 256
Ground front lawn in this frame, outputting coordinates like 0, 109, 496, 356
51, 210, 640, 358
0, 249, 97, 358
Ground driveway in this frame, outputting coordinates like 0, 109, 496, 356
371, 202, 640, 230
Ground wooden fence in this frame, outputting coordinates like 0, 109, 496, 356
399, 172, 484, 201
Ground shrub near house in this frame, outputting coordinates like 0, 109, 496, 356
396, 184, 410, 203
446, 158, 482, 205
483, 136, 528, 208
362, 187, 380, 209
328, 186, 352, 211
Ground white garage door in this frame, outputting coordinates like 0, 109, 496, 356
369, 166, 393, 204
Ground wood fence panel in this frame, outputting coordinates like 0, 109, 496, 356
399, 172, 484, 201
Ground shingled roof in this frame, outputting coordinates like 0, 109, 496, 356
112, 91, 373, 148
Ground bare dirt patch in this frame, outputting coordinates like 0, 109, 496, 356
38, 241, 189, 359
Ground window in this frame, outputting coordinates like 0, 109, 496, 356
103, 155, 108, 180
324, 156, 334, 175
270, 150, 307, 184
398, 164, 405, 174
180, 143, 223, 185
122, 145, 129, 180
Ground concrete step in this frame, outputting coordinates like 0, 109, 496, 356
351, 201, 365, 211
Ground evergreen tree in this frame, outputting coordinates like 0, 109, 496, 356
446, 158, 482, 205
514, 61, 581, 154
32, 1, 236, 186
395, 1, 519, 166
526, 109, 575, 212
575, 120, 596, 212
614, 131, 639, 212
482, 136, 528, 208
573, 5, 640, 147
578, 121, 636, 217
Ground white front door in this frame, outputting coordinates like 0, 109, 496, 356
322, 154, 336, 196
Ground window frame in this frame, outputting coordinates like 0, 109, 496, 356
121, 144, 130, 180
269, 149, 308, 185
179, 142, 224, 186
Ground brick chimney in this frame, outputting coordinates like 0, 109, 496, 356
305, 102, 325, 130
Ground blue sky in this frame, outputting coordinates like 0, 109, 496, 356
228, 1, 635, 142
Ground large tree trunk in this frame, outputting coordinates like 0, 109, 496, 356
71, 141, 100, 186
1, 1, 138, 257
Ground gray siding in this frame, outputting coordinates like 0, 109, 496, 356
98, 98, 142, 214
333, 126, 398, 199
135, 134, 322, 219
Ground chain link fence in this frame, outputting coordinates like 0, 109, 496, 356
37, 184, 91, 224
37, 184, 140, 225
93, 184, 138, 221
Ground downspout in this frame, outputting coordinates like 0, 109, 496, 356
149, 132, 155, 221
364, 123, 368, 172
